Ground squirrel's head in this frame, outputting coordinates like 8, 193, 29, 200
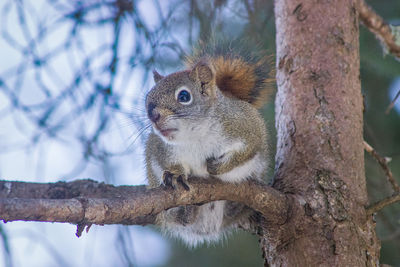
145, 61, 219, 143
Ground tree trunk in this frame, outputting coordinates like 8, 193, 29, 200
264, 0, 380, 265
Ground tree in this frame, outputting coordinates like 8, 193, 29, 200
1, 0, 400, 266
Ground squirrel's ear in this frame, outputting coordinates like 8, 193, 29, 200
153, 70, 164, 83
189, 61, 215, 85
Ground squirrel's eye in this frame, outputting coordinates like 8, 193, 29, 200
175, 88, 193, 105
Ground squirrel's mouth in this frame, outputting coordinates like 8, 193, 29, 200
157, 127, 178, 137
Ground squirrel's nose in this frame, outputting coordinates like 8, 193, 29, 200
147, 102, 160, 123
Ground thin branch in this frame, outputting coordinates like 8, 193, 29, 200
385, 88, 400, 114
357, 0, 400, 59
364, 141, 400, 192
0, 179, 289, 227
366, 193, 400, 215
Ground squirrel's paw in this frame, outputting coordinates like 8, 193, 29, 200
164, 205, 200, 226
206, 154, 226, 175
162, 170, 190, 191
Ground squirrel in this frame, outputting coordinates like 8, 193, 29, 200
144, 40, 274, 247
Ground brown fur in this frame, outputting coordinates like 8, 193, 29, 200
186, 54, 275, 109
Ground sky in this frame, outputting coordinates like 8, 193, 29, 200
0, 0, 172, 266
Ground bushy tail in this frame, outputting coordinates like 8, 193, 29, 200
185, 39, 275, 108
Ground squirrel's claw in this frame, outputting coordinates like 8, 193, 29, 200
162, 171, 190, 191
177, 175, 190, 191
162, 171, 173, 187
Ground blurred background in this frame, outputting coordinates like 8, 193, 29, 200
0, 0, 399, 266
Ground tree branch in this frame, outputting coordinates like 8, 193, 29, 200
357, 0, 400, 59
0, 179, 289, 227
363, 141, 400, 192
364, 141, 400, 215
385, 88, 400, 115
366, 193, 400, 215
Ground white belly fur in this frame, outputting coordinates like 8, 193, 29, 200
149, 119, 265, 246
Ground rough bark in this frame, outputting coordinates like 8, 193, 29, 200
268, 0, 380, 266
0, 178, 288, 226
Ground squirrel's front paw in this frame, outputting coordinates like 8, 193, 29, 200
206, 154, 225, 175
163, 170, 190, 191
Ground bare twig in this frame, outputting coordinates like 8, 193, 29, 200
0, 179, 289, 226
385, 88, 400, 114
366, 193, 400, 215
357, 0, 400, 59
364, 141, 400, 192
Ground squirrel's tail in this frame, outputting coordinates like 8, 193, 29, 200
185, 39, 275, 108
